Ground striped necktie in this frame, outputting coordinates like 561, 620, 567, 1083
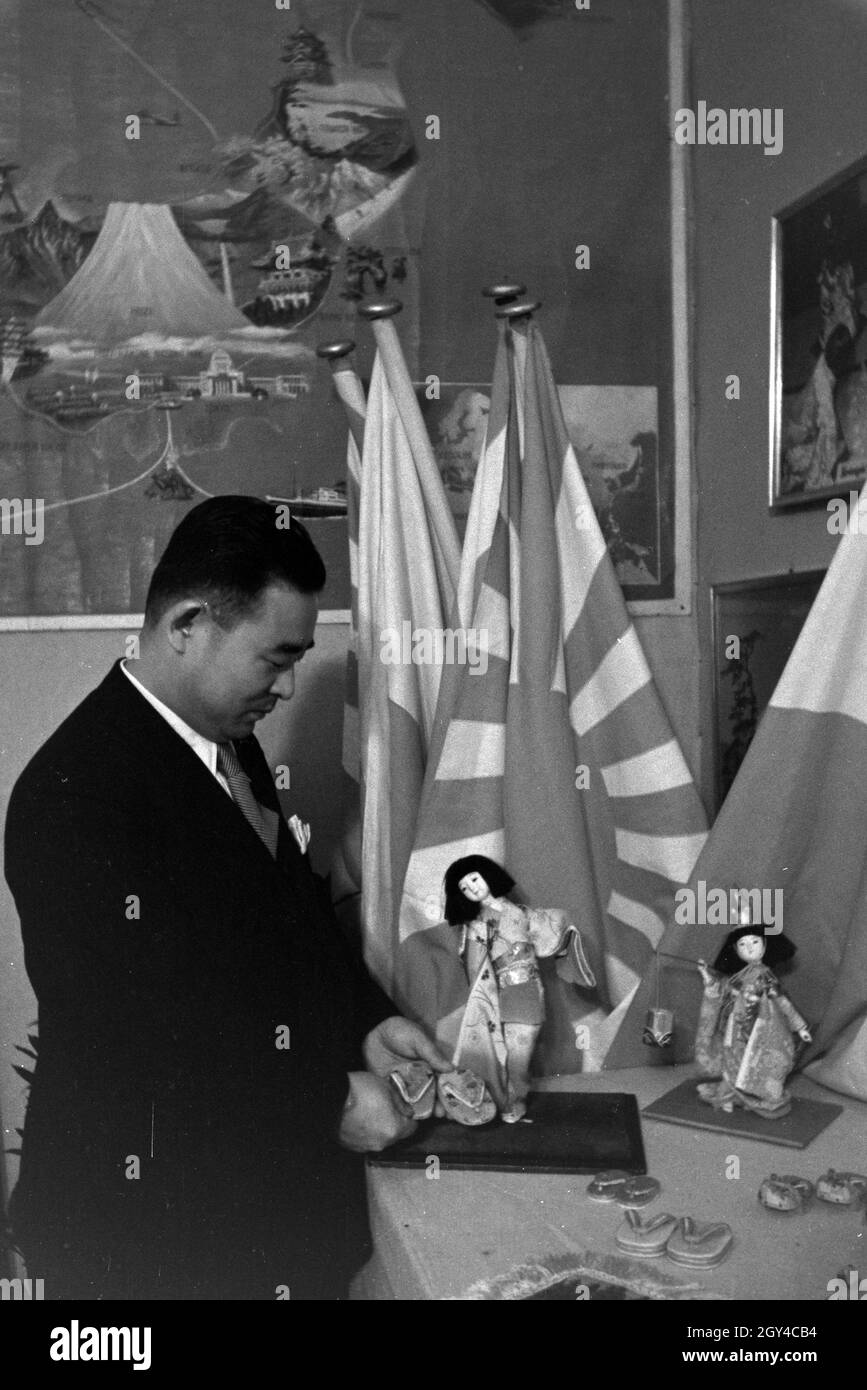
216, 741, 279, 858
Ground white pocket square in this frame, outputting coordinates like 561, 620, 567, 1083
286, 814, 311, 854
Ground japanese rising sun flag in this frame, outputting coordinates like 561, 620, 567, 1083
355, 318, 461, 993
640, 492, 867, 1101
394, 314, 709, 1072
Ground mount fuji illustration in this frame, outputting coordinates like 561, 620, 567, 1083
35, 202, 250, 346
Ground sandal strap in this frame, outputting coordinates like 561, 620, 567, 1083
644, 1213, 677, 1233
678, 1218, 730, 1246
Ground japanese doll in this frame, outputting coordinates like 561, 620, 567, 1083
695, 920, 811, 1120
443, 855, 596, 1122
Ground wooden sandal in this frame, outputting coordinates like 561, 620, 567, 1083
816, 1170, 867, 1206
758, 1174, 814, 1213
617, 1175, 661, 1208
586, 1170, 632, 1202
665, 1216, 733, 1268
389, 1061, 437, 1119
436, 1068, 497, 1126
615, 1209, 679, 1257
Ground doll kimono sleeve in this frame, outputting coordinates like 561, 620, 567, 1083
526, 906, 570, 956
527, 907, 596, 988
769, 982, 808, 1034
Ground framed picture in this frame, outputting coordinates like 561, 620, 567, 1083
711, 570, 825, 811
769, 152, 867, 510
417, 382, 666, 610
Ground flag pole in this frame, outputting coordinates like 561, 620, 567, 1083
315, 339, 365, 915
494, 297, 542, 321
481, 281, 526, 307
358, 297, 461, 584
316, 338, 366, 456
315, 334, 364, 735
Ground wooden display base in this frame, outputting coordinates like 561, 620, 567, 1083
643, 1078, 843, 1149
368, 1091, 646, 1174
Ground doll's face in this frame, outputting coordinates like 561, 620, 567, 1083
458, 871, 491, 904
735, 933, 765, 964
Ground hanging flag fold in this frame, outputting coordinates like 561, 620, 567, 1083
355, 321, 460, 994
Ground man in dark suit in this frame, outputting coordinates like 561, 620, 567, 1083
4, 495, 448, 1300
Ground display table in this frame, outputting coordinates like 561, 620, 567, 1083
351, 1065, 867, 1300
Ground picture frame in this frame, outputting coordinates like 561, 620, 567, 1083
710, 570, 825, 811
769, 152, 867, 510
417, 381, 666, 611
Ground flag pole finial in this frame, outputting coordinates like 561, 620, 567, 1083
482, 282, 526, 306
358, 298, 402, 321
495, 298, 541, 320
316, 339, 356, 360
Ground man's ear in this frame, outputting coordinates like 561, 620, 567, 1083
165, 599, 208, 653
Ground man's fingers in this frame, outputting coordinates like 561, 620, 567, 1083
395, 1114, 418, 1141
408, 1030, 452, 1072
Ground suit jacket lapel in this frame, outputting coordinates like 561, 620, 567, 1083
99, 662, 293, 887
235, 733, 312, 883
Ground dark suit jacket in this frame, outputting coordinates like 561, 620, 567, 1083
4, 661, 391, 1300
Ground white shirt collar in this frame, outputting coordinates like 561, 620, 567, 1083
121, 659, 220, 781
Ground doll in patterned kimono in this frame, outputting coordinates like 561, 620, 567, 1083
443, 855, 595, 1123
695, 919, 811, 1119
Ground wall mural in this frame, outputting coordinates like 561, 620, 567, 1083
0, 0, 422, 619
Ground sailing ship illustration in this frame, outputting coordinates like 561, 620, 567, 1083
267, 478, 347, 518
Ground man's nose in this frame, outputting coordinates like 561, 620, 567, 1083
270, 667, 296, 700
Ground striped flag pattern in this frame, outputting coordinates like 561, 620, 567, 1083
355, 336, 461, 993
633, 496, 867, 1098
395, 317, 708, 1072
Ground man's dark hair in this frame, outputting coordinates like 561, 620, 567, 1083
144, 495, 326, 628
443, 855, 516, 926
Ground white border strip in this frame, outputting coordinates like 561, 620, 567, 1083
0, 610, 351, 631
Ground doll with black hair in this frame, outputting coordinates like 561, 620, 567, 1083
694, 909, 811, 1119
443, 854, 595, 1123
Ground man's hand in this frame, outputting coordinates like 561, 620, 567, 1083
338, 1071, 417, 1153
363, 1015, 453, 1078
